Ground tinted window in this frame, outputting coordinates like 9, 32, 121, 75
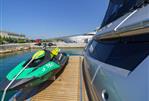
89, 41, 97, 53
101, 0, 148, 28
84, 40, 93, 51
89, 34, 149, 71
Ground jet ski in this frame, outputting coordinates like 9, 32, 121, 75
0, 47, 69, 91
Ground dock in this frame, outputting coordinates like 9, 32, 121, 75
30, 56, 88, 101
0, 43, 85, 54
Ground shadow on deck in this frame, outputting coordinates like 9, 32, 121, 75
10, 56, 88, 101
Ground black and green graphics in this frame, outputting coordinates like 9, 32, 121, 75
7, 61, 60, 80
0, 48, 68, 91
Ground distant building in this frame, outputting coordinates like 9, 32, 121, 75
61, 31, 96, 43
0, 31, 26, 39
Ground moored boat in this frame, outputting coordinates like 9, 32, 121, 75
0, 47, 69, 91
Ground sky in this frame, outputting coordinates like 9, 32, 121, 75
0, 0, 109, 39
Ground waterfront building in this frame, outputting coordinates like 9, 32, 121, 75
0, 31, 26, 39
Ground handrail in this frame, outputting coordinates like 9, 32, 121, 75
114, 10, 138, 31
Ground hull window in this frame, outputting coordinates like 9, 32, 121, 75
89, 34, 149, 71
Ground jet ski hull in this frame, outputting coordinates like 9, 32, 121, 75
0, 52, 69, 91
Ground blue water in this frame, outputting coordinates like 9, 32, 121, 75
0, 48, 83, 101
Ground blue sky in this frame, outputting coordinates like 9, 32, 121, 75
1, 0, 109, 39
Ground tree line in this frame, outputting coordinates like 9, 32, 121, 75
0, 36, 31, 44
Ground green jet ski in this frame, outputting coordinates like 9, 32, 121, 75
0, 47, 69, 91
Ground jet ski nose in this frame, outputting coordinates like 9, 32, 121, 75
0, 78, 21, 91
0, 78, 10, 91
0, 78, 34, 91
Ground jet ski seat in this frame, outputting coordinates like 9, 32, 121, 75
24, 50, 52, 68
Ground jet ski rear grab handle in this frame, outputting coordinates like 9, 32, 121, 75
1, 55, 36, 101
